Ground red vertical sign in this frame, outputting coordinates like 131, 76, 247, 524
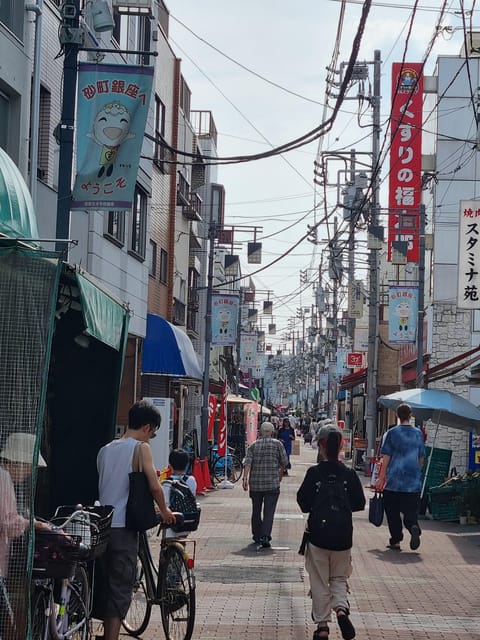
217, 381, 227, 456
207, 394, 217, 441
388, 63, 423, 262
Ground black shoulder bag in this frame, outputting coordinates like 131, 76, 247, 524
125, 443, 158, 532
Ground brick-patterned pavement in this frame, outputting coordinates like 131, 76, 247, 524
131, 442, 480, 640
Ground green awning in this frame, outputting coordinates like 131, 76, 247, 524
76, 272, 129, 351
0, 147, 39, 242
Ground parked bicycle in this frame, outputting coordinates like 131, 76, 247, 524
208, 443, 243, 484
122, 513, 196, 640
182, 429, 243, 485
31, 504, 113, 640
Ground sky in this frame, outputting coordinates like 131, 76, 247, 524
168, 0, 472, 351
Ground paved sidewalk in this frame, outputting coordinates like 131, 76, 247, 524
133, 441, 480, 640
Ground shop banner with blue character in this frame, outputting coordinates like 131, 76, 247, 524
211, 294, 239, 346
72, 63, 154, 211
388, 286, 418, 344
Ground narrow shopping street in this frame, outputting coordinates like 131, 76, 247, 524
135, 442, 480, 640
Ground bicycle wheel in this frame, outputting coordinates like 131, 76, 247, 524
122, 554, 152, 637
31, 587, 48, 640
51, 566, 89, 640
159, 543, 195, 640
213, 454, 243, 484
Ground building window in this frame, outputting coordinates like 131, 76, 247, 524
149, 239, 157, 277
112, 8, 128, 51
105, 210, 125, 245
37, 86, 51, 182
159, 248, 168, 284
179, 76, 191, 119
0, 0, 24, 39
137, 15, 151, 65
211, 184, 225, 227
154, 95, 167, 172
130, 185, 147, 258
0, 91, 9, 152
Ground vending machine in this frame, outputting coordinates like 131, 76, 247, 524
142, 397, 175, 473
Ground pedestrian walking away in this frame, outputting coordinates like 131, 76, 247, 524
96, 400, 175, 640
242, 421, 288, 548
277, 416, 296, 474
297, 424, 365, 640
375, 402, 425, 551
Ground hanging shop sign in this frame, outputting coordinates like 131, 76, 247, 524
348, 280, 364, 318
72, 63, 154, 210
388, 286, 418, 344
239, 333, 258, 372
387, 62, 423, 262
347, 352, 363, 368
211, 293, 239, 346
458, 200, 480, 309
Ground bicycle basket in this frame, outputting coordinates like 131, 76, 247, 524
33, 530, 82, 579
52, 505, 114, 560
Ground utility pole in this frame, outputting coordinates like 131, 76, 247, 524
55, 0, 81, 252
200, 220, 216, 459
416, 204, 426, 388
347, 149, 356, 432
365, 50, 382, 461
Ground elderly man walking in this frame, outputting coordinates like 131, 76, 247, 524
242, 421, 288, 548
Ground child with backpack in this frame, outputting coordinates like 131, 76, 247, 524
297, 425, 365, 640
162, 449, 200, 538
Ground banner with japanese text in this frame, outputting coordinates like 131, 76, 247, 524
211, 294, 239, 345
217, 381, 227, 456
72, 63, 154, 210
458, 200, 480, 309
245, 402, 259, 445
207, 394, 217, 441
388, 286, 418, 343
239, 333, 258, 372
388, 63, 423, 262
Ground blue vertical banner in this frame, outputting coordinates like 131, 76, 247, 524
388, 286, 418, 344
72, 63, 154, 210
211, 294, 239, 346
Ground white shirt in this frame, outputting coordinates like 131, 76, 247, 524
97, 437, 139, 528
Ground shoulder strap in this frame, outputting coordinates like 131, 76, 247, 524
132, 442, 144, 472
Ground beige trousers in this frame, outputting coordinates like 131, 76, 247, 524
304, 542, 352, 625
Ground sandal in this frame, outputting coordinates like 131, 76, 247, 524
313, 626, 329, 639
336, 608, 355, 640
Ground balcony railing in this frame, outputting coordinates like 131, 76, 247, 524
173, 298, 186, 326
182, 193, 202, 221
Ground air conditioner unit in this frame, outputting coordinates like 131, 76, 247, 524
461, 32, 480, 57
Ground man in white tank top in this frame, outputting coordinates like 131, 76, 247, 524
96, 400, 175, 640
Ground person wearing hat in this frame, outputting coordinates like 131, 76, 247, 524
0, 432, 50, 639
242, 421, 288, 548
297, 425, 365, 640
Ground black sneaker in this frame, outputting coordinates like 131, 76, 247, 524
410, 525, 421, 550
260, 536, 271, 548
337, 610, 355, 640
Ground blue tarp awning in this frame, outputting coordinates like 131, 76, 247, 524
142, 313, 203, 380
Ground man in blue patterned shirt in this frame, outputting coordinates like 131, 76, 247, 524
375, 403, 425, 551
242, 421, 288, 548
